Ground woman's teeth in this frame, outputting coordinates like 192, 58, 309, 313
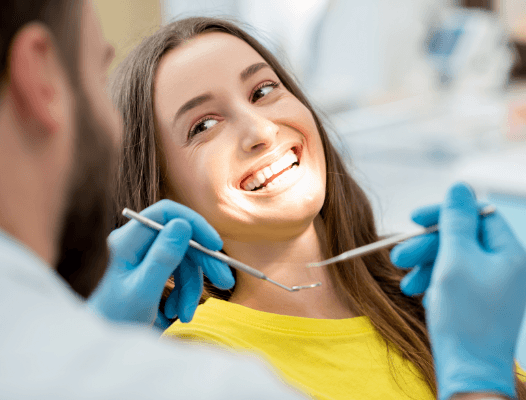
244, 150, 299, 191
260, 165, 298, 191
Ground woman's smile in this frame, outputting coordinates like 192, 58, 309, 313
239, 145, 302, 192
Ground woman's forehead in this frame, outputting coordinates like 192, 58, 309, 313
157, 32, 266, 85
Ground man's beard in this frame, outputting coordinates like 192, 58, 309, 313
55, 90, 115, 299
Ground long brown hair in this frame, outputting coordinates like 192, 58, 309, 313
110, 17, 526, 398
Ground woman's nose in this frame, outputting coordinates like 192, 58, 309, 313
239, 109, 279, 153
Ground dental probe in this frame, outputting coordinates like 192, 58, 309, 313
122, 208, 322, 292
307, 205, 496, 269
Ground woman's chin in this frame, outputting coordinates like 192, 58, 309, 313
221, 200, 324, 242
222, 215, 319, 243
213, 167, 325, 241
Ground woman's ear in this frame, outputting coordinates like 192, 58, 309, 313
8, 23, 72, 142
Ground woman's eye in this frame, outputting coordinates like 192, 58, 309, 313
189, 118, 218, 138
251, 82, 279, 103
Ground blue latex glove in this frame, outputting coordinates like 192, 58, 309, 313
390, 203, 440, 296
88, 200, 235, 328
391, 200, 496, 296
393, 183, 526, 400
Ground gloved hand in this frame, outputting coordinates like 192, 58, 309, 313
390, 200, 496, 296
390, 202, 440, 296
88, 200, 235, 329
393, 183, 526, 400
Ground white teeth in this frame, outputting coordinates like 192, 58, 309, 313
270, 161, 281, 174
270, 159, 283, 175
273, 159, 286, 175
270, 150, 294, 175
263, 167, 273, 179
255, 171, 266, 186
277, 164, 297, 185
243, 149, 300, 191
291, 152, 298, 164
266, 181, 275, 189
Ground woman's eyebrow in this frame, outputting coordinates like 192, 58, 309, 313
173, 93, 214, 127
240, 62, 271, 82
172, 63, 270, 128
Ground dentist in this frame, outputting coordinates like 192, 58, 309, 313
0, 0, 302, 398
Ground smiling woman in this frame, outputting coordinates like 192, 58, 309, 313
110, 17, 526, 400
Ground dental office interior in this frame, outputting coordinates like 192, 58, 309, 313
96, 0, 526, 364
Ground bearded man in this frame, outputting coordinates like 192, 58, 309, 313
0, 1, 303, 399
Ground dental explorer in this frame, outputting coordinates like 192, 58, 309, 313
122, 208, 322, 292
307, 205, 496, 268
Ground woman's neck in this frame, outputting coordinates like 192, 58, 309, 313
223, 216, 358, 319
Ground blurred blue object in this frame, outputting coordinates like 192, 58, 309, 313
427, 17, 466, 84
428, 25, 464, 57
425, 9, 514, 90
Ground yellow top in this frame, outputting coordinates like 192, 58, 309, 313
163, 298, 435, 400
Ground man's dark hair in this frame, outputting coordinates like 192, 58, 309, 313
1, 0, 113, 299
0, 1, 81, 82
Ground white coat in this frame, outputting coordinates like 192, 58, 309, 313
0, 229, 305, 399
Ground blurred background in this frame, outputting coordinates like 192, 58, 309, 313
93, 0, 526, 361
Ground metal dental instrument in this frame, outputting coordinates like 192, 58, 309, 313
122, 208, 322, 292
307, 205, 497, 269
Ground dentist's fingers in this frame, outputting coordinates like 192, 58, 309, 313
175, 258, 204, 323
400, 264, 433, 296
112, 200, 223, 265
439, 183, 478, 246
164, 251, 235, 321
154, 310, 172, 330
136, 219, 192, 296
164, 286, 180, 320
390, 233, 438, 268
480, 211, 524, 254
410, 202, 490, 229
186, 247, 235, 290
411, 204, 440, 228
150, 199, 223, 250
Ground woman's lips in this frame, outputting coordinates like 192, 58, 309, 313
240, 146, 302, 191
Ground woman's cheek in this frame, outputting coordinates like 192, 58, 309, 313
277, 102, 319, 143
189, 161, 223, 208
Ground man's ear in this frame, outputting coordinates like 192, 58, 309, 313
8, 23, 71, 139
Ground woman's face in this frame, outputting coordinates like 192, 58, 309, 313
154, 32, 326, 242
